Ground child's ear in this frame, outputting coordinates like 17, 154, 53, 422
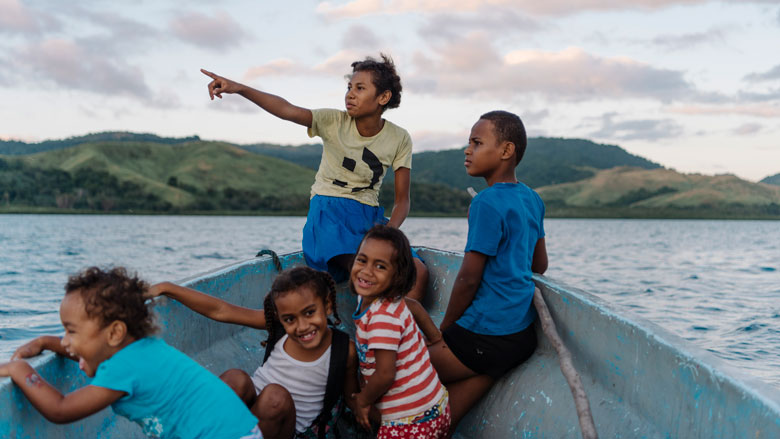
377, 90, 391, 106
501, 141, 516, 161
106, 320, 128, 347
325, 299, 333, 316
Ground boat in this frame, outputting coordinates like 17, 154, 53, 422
2, 248, 779, 438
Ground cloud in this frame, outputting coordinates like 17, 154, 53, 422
244, 59, 301, 80
737, 88, 780, 102
242, 50, 364, 81
418, 6, 542, 40
316, 0, 765, 19
589, 112, 684, 141
744, 64, 780, 82
341, 24, 383, 50
314, 50, 365, 76
732, 123, 762, 135
520, 109, 550, 126
75, 10, 162, 55
0, 0, 60, 35
169, 11, 247, 50
203, 95, 260, 114
411, 130, 469, 151
669, 103, 780, 118
650, 27, 728, 51
15, 38, 153, 100
406, 35, 704, 103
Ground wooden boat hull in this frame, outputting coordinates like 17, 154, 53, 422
2, 248, 779, 438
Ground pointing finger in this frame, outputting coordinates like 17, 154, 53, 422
200, 68, 218, 79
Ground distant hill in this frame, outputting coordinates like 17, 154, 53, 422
0, 139, 470, 214
538, 167, 780, 218
241, 143, 323, 170
2, 140, 316, 212
761, 173, 780, 186
3, 132, 777, 218
244, 137, 662, 192
0, 132, 201, 155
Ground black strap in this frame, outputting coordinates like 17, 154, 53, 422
316, 328, 349, 439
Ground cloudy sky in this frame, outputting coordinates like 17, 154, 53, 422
1, 0, 779, 181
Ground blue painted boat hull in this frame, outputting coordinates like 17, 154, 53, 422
2, 248, 779, 438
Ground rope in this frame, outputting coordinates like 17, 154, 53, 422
255, 249, 282, 272
533, 287, 599, 439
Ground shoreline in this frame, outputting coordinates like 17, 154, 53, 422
2, 206, 780, 220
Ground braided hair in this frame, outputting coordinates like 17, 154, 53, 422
262, 266, 340, 347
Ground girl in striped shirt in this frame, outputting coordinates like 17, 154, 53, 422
350, 225, 450, 439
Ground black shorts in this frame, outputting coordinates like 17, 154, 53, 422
442, 322, 537, 379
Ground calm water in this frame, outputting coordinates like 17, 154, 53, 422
1, 215, 778, 388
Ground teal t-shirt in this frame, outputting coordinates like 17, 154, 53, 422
89, 337, 257, 438
457, 183, 545, 335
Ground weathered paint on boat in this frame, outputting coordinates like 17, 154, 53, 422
2, 248, 779, 438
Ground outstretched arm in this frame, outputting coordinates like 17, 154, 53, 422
0, 361, 123, 424
405, 298, 441, 345
12, 336, 76, 362
201, 69, 312, 127
148, 282, 267, 330
439, 251, 487, 332
386, 167, 410, 228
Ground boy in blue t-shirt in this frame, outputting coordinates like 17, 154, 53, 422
427, 110, 548, 431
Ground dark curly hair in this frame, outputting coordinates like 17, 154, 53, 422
480, 110, 527, 166
351, 53, 402, 112
350, 224, 416, 301
262, 266, 340, 347
65, 266, 157, 339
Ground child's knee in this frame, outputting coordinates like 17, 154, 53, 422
256, 383, 294, 416
220, 369, 255, 404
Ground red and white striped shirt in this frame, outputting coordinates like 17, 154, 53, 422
354, 297, 445, 421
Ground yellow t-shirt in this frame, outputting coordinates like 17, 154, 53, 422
307, 109, 412, 207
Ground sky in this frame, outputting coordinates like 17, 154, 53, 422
1, 0, 779, 182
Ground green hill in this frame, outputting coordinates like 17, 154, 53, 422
2, 132, 777, 218
538, 167, 780, 218
2, 140, 316, 212
241, 143, 323, 170
761, 173, 780, 186
410, 137, 661, 192
0, 132, 200, 155
243, 137, 661, 191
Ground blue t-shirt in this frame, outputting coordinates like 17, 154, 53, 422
89, 337, 258, 439
456, 182, 546, 335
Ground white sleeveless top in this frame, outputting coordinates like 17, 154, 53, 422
251, 334, 331, 433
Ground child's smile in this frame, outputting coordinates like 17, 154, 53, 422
275, 287, 332, 361
59, 292, 115, 377
351, 237, 395, 307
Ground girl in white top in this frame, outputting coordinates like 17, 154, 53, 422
149, 266, 359, 439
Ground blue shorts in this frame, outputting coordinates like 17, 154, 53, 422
303, 195, 421, 282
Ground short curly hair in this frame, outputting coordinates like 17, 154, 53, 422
351, 53, 402, 112
480, 110, 527, 166
65, 266, 157, 339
